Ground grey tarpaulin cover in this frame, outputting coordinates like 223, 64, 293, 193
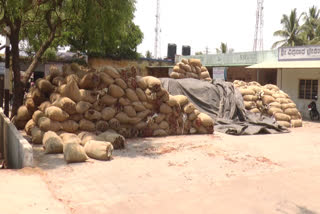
161, 78, 289, 135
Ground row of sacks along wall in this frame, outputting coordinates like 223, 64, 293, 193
13, 61, 214, 163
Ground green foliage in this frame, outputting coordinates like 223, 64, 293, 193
216, 42, 234, 54
145, 50, 152, 58
43, 47, 57, 61
272, 6, 320, 48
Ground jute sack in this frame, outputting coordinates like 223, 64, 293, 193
60, 133, 81, 150
84, 140, 113, 161
43, 131, 64, 154
196, 125, 209, 134
50, 93, 61, 103
155, 113, 166, 123
284, 108, 299, 116
132, 101, 147, 112
250, 108, 260, 113
79, 89, 97, 103
170, 72, 180, 79
49, 66, 62, 78
109, 84, 125, 98
84, 109, 102, 121
16, 105, 31, 121
101, 107, 116, 121
262, 95, 276, 105
153, 129, 168, 137
79, 119, 95, 131
126, 88, 139, 102
145, 88, 157, 101
173, 65, 181, 72
119, 97, 131, 106
124, 105, 137, 117
261, 88, 273, 96
160, 103, 173, 114
115, 78, 128, 89
93, 101, 106, 112
269, 102, 282, 109
277, 121, 291, 128
128, 117, 142, 125
244, 101, 256, 109
267, 107, 283, 115
274, 113, 291, 122
76, 101, 92, 114
159, 121, 169, 130
143, 76, 161, 91
136, 76, 148, 90
39, 101, 51, 112
109, 118, 120, 130
183, 102, 195, 114
25, 98, 36, 112
197, 113, 214, 127
201, 66, 207, 72
100, 94, 117, 105
14, 119, 27, 130
115, 112, 130, 124
143, 101, 154, 110
136, 121, 147, 129
45, 106, 69, 122
291, 112, 302, 120
167, 95, 179, 107
31, 126, 43, 144
195, 66, 202, 74
174, 95, 189, 106
273, 93, 286, 99
247, 85, 261, 93
52, 76, 66, 87
248, 81, 261, 87
188, 111, 198, 121
276, 98, 289, 104
52, 97, 77, 115
65, 74, 80, 84
62, 64, 74, 76
99, 72, 115, 86
188, 59, 201, 67
60, 79, 81, 102
36, 78, 55, 94
79, 72, 100, 89
38, 117, 62, 132
281, 103, 296, 110
136, 88, 147, 101
96, 120, 109, 132
100, 66, 120, 79
78, 132, 103, 146
69, 114, 83, 122
264, 84, 279, 91
61, 120, 79, 133
239, 88, 255, 96
31, 87, 46, 106
291, 119, 302, 128
32, 110, 45, 124
243, 95, 258, 101
64, 143, 88, 163
98, 131, 125, 149
200, 71, 210, 79
25, 119, 36, 135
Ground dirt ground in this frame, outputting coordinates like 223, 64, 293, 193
1, 121, 320, 214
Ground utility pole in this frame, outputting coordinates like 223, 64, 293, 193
4, 26, 10, 117
253, 0, 264, 51
154, 0, 161, 59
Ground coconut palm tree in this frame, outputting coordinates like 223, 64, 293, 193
272, 9, 304, 48
302, 6, 320, 44
216, 42, 234, 54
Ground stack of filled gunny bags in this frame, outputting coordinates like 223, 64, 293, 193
13, 63, 214, 163
169, 58, 212, 82
233, 80, 302, 128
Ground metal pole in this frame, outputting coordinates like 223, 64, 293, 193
4, 26, 10, 117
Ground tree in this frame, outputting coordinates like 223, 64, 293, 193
216, 42, 234, 54
145, 50, 152, 58
302, 6, 320, 44
0, 0, 143, 117
272, 9, 304, 48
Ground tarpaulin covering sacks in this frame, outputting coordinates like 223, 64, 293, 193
161, 78, 288, 135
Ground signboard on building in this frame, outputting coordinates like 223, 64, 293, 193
278, 45, 320, 61
212, 67, 225, 80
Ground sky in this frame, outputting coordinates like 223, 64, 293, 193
134, 0, 320, 57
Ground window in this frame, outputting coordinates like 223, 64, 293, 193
299, 79, 318, 99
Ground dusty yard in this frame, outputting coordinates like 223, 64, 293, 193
1, 121, 320, 214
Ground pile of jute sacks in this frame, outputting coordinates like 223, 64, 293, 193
233, 80, 302, 128
13, 63, 214, 163
169, 58, 212, 82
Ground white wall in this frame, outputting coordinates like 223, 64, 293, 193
277, 68, 320, 119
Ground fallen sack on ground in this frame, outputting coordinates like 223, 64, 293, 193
84, 140, 113, 161
43, 131, 63, 154
63, 143, 88, 163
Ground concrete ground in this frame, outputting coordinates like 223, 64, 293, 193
1, 121, 320, 214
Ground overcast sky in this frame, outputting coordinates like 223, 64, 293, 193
134, 0, 320, 57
